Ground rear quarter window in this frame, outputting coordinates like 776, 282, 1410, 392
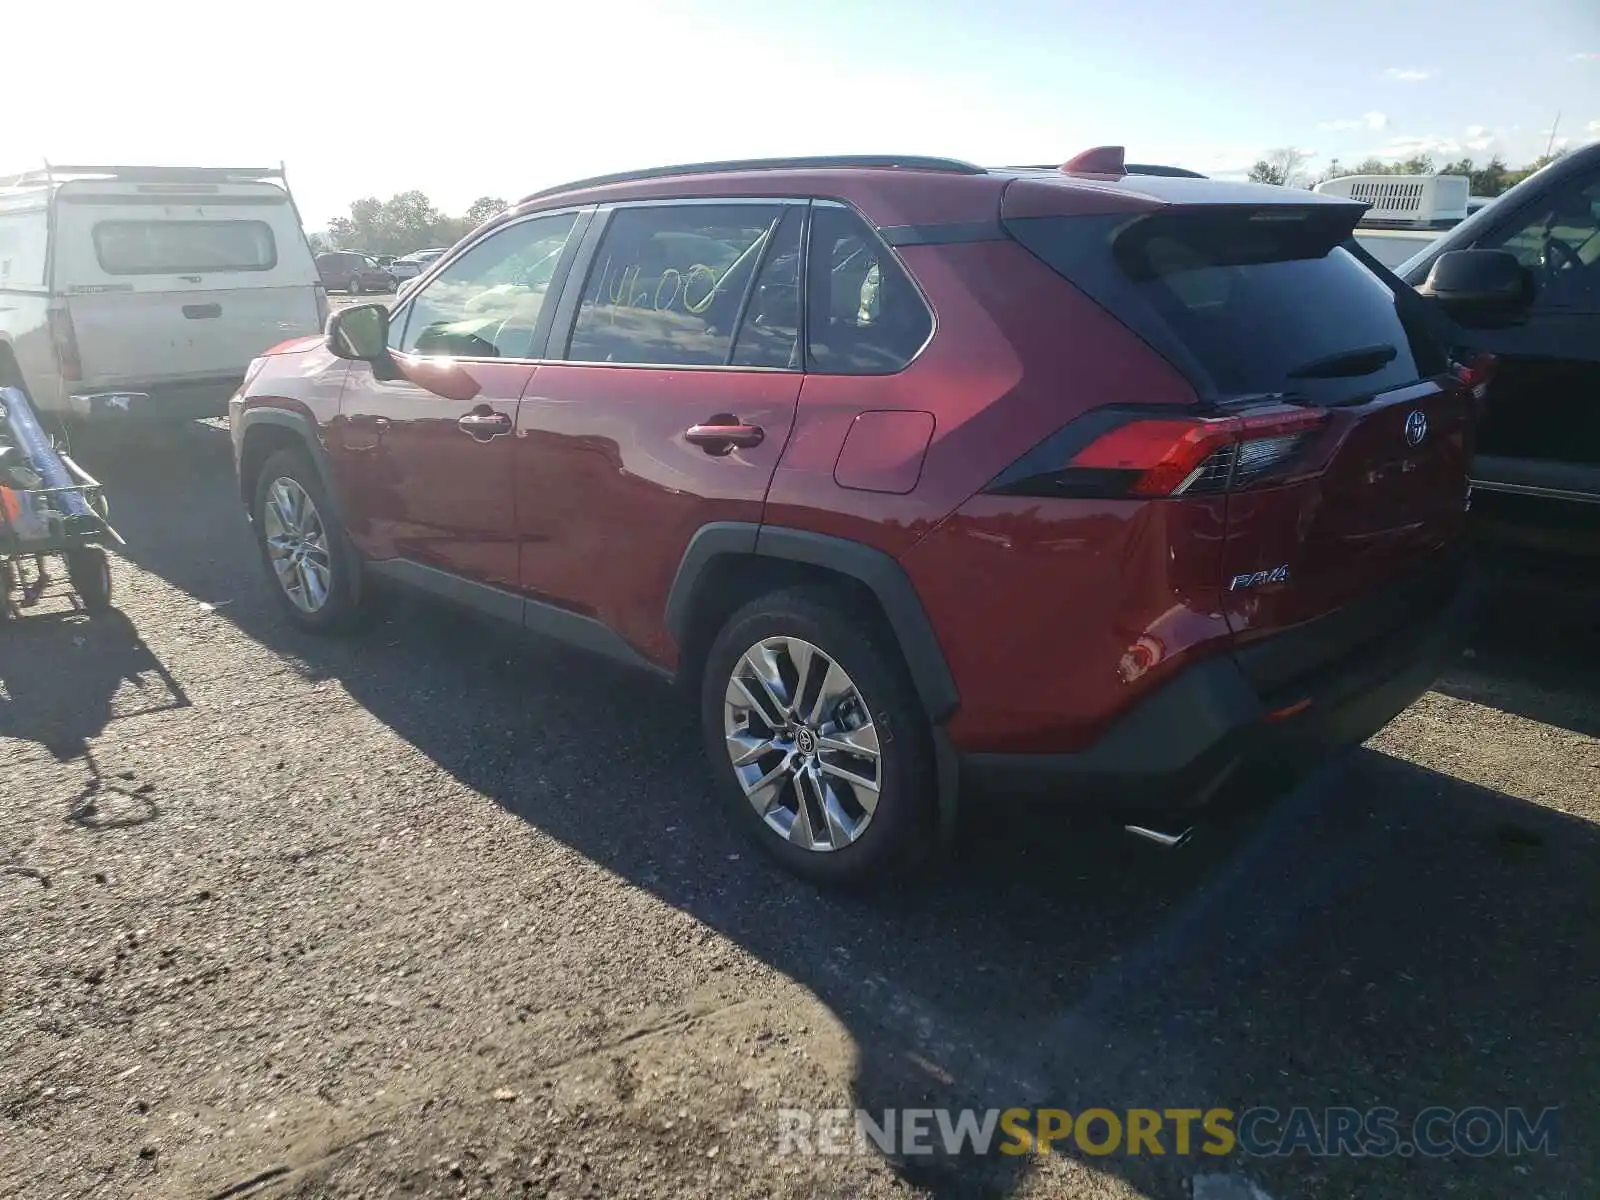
92, 220, 277, 275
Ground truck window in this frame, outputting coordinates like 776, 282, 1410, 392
1477, 174, 1600, 312
0, 210, 48, 287
92, 220, 278, 275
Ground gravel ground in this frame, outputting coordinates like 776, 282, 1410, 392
2, 421, 1598, 1200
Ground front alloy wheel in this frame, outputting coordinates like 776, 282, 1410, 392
723, 636, 882, 852
261, 475, 332, 613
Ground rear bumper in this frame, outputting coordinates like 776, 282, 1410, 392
961, 558, 1476, 810
69, 375, 243, 422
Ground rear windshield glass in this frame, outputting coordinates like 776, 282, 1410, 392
1008, 210, 1447, 405
92, 220, 277, 275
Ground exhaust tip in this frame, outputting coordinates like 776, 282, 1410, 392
1123, 823, 1196, 849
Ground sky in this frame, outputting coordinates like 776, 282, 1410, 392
9, 0, 1599, 228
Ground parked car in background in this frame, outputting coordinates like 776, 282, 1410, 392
230, 150, 1517, 884
0, 163, 325, 426
1395, 141, 1600, 554
386, 256, 423, 281
389, 248, 449, 286
315, 251, 394, 295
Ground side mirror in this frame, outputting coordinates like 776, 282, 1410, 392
327, 303, 392, 362
1419, 249, 1534, 328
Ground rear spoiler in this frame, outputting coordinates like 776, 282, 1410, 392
0, 163, 289, 188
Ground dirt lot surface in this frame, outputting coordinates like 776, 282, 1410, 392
3, 422, 1598, 1199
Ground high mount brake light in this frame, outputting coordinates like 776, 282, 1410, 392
986, 407, 1328, 500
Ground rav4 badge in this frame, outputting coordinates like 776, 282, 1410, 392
1229, 565, 1291, 591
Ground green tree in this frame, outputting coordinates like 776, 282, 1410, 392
327, 190, 451, 254
464, 196, 508, 227
1247, 147, 1310, 187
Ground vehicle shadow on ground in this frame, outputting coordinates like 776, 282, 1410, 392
71, 423, 1600, 1199
1432, 547, 1600, 739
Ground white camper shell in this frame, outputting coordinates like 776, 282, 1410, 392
0, 164, 325, 424
1315, 172, 1497, 270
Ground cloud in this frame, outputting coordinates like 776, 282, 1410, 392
1464, 125, 1495, 151
1319, 111, 1389, 132
1384, 67, 1435, 82
1570, 52, 1600, 62
1384, 134, 1459, 157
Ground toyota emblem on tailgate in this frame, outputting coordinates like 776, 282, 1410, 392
1404, 410, 1428, 447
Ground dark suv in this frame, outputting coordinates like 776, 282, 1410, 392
229, 150, 1519, 884
1396, 141, 1600, 554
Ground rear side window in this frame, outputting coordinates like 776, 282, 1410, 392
92, 220, 276, 274
1008, 209, 1448, 405
806, 205, 931, 374
567, 203, 787, 366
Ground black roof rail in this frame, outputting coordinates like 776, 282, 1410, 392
518, 155, 986, 204
0, 164, 287, 188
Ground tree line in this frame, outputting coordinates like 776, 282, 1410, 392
313, 192, 509, 255
1247, 148, 1563, 196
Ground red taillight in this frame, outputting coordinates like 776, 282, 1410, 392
1454, 352, 1495, 404
47, 306, 82, 382
1072, 408, 1325, 496
988, 406, 1327, 500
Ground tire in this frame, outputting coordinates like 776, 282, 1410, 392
700, 585, 936, 886
251, 446, 364, 631
66, 547, 112, 614
348, 278, 363, 295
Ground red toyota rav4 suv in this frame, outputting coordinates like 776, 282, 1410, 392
230, 150, 1524, 885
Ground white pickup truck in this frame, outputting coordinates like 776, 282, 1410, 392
0, 164, 325, 427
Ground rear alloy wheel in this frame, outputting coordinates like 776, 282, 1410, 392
252, 447, 363, 631
701, 587, 935, 885
725, 634, 883, 851
349, 277, 363, 295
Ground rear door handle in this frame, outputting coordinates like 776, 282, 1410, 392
457, 409, 513, 441
685, 415, 764, 455
182, 303, 222, 320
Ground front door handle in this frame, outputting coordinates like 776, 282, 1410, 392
685, 414, 764, 456
457, 409, 513, 442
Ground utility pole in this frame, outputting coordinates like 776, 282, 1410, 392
1545, 113, 1561, 160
